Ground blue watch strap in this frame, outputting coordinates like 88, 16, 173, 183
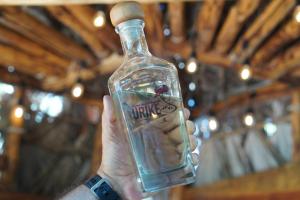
85, 175, 121, 200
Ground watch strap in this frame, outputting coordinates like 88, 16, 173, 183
85, 175, 121, 200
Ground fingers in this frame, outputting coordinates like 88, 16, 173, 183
102, 95, 117, 123
184, 108, 190, 119
176, 135, 197, 153
168, 120, 195, 144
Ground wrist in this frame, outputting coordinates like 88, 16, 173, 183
97, 167, 124, 199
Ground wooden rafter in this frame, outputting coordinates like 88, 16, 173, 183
0, 7, 95, 63
192, 82, 289, 117
0, 24, 70, 70
64, 5, 121, 53
0, 0, 197, 5
168, 2, 185, 43
214, 0, 261, 54
291, 90, 300, 161
0, 67, 42, 89
143, 3, 164, 55
252, 11, 300, 67
0, 43, 64, 77
46, 6, 109, 59
265, 43, 300, 80
196, 0, 225, 52
231, 0, 296, 64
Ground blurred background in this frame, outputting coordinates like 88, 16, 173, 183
0, 0, 300, 199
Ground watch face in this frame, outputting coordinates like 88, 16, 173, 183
94, 182, 110, 197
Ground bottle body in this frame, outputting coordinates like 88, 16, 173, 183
109, 56, 196, 192
108, 19, 196, 192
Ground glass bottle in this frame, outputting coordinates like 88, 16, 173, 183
109, 2, 196, 193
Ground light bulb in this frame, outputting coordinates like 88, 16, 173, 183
240, 64, 251, 80
178, 62, 185, 70
186, 58, 197, 73
71, 83, 84, 98
208, 116, 218, 132
264, 121, 277, 137
93, 11, 106, 28
187, 98, 196, 108
244, 113, 255, 127
14, 105, 24, 119
8, 65, 15, 73
295, 7, 300, 23
188, 82, 196, 91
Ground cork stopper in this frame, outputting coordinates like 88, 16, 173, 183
110, 1, 144, 27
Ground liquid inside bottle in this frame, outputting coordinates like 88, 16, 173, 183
108, 17, 196, 192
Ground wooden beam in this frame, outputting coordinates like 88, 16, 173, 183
230, 0, 296, 64
0, 67, 42, 89
168, 2, 185, 44
252, 11, 300, 67
192, 82, 289, 117
143, 3, 164, 55
0, 0, 199, 5
265, 43, 300, 80
64, 5, 121, 53
214, 0, 261, 54
196, 0, 225, 52
291, 90, 300, 161
46, 6, 109, 59
184, 162, 300, 200
0, 24, 70, 70
0, 7, 95, 64
0, 43, 64, 77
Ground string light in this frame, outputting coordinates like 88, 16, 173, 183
187, 98, 196, 108
186, 58, 198, 73
264, 119, 277, 137
295, 6, 300, 23
71, 81, 84, 98
188, 82, 196, 92
93, 11, 106, 28
208, 116, 219, 132
178, 61, 185, 70
163, 26, 171, 37
7, 65, 15, 73
240, 64, 251, 80
13, 105, 24, 119
243, 112, 255, 127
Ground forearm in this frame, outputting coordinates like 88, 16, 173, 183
58, 185, 97, 200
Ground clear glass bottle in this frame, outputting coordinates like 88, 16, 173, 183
109, 2, 196, 193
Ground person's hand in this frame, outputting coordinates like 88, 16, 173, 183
97, 95, 198, 200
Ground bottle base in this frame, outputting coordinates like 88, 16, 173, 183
140, 162, 196, 193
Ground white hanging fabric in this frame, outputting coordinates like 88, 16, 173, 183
269, 122, 292, 162
244, 130, 278, 172
195, 139, 227, 186
224, 134, 246, 177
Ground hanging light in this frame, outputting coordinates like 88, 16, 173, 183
240, 64, 251, 80
243, 109, 255, 127
208, 116, 219, 132
13, 105, 24, 119
163, 26, 171, 37
178, 61, 185, 70
295, 6, 300, 23
7, 65, 15, 73
71, 79, 84, 98
264, 119, 277, 137
93, 11, 106, 28
188, 82, 196, 92
186, 57, 198, 74
187, 98, 196, 108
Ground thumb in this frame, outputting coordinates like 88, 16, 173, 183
102, 95, 117, 124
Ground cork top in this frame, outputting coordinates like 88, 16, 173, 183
110, 1, 144, 27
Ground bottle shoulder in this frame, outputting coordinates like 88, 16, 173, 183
109, 55, 177, 83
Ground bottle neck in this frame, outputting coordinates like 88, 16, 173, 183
116, 19, 151, 58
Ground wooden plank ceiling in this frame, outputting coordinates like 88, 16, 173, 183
0, 0, 299, 98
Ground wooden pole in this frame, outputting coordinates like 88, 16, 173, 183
2, 89, 24, 186
291, 90, 300, 161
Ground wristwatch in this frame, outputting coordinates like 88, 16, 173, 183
85, 175, 121, 200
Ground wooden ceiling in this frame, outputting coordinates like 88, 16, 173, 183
0, 0, 300, 99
